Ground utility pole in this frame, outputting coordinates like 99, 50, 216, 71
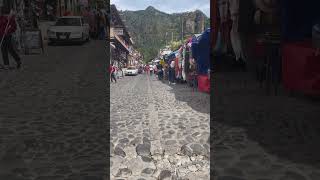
171, 31, 173, 42
180, 15, 183, 42
165, 32, 167, 46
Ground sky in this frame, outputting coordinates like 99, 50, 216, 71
110, 0, 210, 18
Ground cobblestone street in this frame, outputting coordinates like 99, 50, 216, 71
0, 41, 108, 180
213, 69, 320, 180
110, 74, 210, 179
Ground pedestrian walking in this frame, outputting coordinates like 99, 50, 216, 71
88, 9, 95, 38
0, 9, 21, 70
153, 64, 157, 75
157, 63, 163, 80
95, 11, 100, 39
109, 63, 117, 83
116, 66, 120, 79
119, 66, 124, 77
169, 60, 176, 84
145, 64, 150, 76
98, 11, 106, 40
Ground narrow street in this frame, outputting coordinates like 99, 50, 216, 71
110, 75, 210, 179
0, 41, 108, 180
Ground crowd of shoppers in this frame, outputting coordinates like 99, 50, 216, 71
82, 8, 107, 40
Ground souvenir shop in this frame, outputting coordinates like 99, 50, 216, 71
281, 0, 320, 96
212, 0, 320, 96
164, 28, 211, 93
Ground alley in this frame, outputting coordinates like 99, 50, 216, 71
0, 41, 108, 180
110, 75, 210, 179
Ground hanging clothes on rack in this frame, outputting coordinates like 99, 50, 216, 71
185, 44, 191, 75
218, 0, 230, 54
182, 45, 186, 81
229, 0, 246, 62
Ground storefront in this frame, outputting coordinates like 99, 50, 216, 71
212, 0, 320, 96
281, 0, 320, 95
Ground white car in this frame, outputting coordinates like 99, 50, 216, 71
125, 67, 138, 76
47, 16, 90, 44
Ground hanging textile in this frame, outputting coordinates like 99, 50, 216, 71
182, 45, 186, 80
184, 47, 190, 75
218, 0, 230, 53
191, 29, 211, 75
214, 31, 223, 53
238, 0, 255, 33
229, 0, 246, 61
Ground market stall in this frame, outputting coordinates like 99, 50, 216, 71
191, 28, 211, 93
212, 0, 320, 96
281, 0, 320, 96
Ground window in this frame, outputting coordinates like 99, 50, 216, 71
55, 18, 81, 26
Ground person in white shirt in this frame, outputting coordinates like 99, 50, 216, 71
169, 60, 176, 84
153, 64, 157, 75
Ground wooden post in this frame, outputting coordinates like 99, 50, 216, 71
59, 0, 62, 16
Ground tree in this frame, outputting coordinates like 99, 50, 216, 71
169, 40, 182, 51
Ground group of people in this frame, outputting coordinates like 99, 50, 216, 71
80, 8, 107, 40
109, 63, 124, 83
142, 63, 165, 81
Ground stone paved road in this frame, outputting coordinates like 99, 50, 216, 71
110, 74, 210, 180
0, 41, 108, 180
213, 71, 320, 180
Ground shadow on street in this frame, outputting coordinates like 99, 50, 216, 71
213, 58, 320, 169
152, 75, 210, 115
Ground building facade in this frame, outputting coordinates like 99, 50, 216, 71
110, 4, 134, 68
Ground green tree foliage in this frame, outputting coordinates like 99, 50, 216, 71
169, 40, 182, 51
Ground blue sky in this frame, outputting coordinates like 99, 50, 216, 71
110, 0, 210, 17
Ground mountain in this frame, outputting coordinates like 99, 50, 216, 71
119, 6, 210, 62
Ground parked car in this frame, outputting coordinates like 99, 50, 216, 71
125, 66, 139, 76
47, 16, 90, 44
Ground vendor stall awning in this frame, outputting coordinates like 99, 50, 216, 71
192, 28, 211, 75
